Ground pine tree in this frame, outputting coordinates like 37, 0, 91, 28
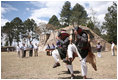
2, 22, 14, 46
102, 2, 117, 44
87, 18, 94, 30
11, 17, 23, 43
60, 1, 71, 27
70, 3, 87, 26
87, 9, 101, 36
48, 15, 60, 28
23, 18, 37, 41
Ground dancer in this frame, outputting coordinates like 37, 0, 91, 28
64, 26, 89, 79
52, 29, 70, 68
52, 30, 76, 79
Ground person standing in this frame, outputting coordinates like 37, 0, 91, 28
45, 44, 51, 56
21, 43, 26, 58
46, 44, 50, 49
29, 41, 34, 57
7, 48, 9, 53
51, 43, 55, 49
111, 41, 115, 56
96, 42, 102, 58
16, 44, 21, 57
34, 43, 38, 56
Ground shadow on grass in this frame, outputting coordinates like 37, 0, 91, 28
61, 70, 80, 74
58, 75, 83, 79
58, 70, 92, 79
58, 75, 92, 79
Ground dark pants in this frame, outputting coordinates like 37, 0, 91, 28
29, 50, 33, 57
57, 47, 67, 59
79, 49, 88, 59
22, 50, 26, 58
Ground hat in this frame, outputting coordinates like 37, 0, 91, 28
74, 26, 82, 34
61, 29, 66, 31
97, 41, 100, 43
61, 29, 66, 33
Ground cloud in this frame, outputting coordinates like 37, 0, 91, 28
29, 1, 47, 8
29, 16, 48, 25
1, 6, 10, 26
86, 1, 113, 24
1, 3, 18, 17
1, 7, 7, 14
30, 1, 114, 26
87, 1, 113, 15
1, 1, 114, 26
30, 8, 57, 18
29, 1, 65, 25
1, 3, 18, 26
29, 8, 54, 25
1, 18, 10, 26
1, 3, 18, 14
26, 8, 30, 11
70, 1, 113, 25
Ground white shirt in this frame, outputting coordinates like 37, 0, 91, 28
34, 45, 38, 49
23, 46, 27, 50
16, 46, 20, 52
96, 44, 101, 49
111, 43, 115, 49
21, 46, 26, 50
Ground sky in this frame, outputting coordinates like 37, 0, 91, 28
1, 1, 115, 26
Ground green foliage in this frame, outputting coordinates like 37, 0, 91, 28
2, 22, 15, 46
11, 17, 23, 43
24, 19, 37, 32
48, 15, 60, 28
87, 13, 101, 37
60, 1, 88, 27
87, 17, 94, 30
5, 41, 9, 46
87, 21, 94, 29
102, 2, 117, 44
60, 1, 71, 26
70, 3, 88, 26
48, 1, 88, 28
94, 27, 101, 36
87, 20, 101, 36
23, 18, 37, 41
2, 17, 37, 46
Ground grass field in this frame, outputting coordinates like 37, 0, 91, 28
1, 50, 117, 79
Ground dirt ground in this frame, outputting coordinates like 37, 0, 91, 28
1, 50, 117, 79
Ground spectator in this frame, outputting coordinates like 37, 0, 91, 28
111, 41, 115, 56
45, 44, 51, 56
16, 44, 20, 57
51, 43, 55, 49
29, 41, 34, 57
7, 48, 9, 53
34, 43, 38, 56
46, 44, 50, 49
21, 43, 26, 58
96, 42, 102, 58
